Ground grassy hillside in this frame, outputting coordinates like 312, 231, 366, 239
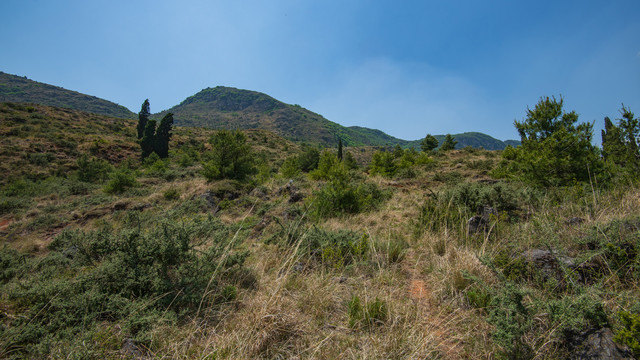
0, 71, 135, 119
1, 101, 638, 359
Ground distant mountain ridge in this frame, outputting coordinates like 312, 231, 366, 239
157, 86, 519, 149
0, 71, 519, 149
0, 71, 135, 119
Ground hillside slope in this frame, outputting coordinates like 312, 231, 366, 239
158, 86, 517, 149
0, 71, 135, 119
155, 86, 403, 147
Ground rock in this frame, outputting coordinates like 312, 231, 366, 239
131, 203, 151, 211
277, 179, 298, 197
62, 245, 79, 259
566, 217, 585, 226
467, 206, 498, 234
121, 338, 146, 359
333, 276, 348, 284
112, 200, 130, 211
199, 191, 219, 214
521, 249, 580, 285
568, 328, 633, 360
288, 191, 304, 203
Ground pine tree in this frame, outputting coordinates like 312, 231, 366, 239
505, 96, 601, 186
154, 113, 173, 158
137, 99, 150, 139
421, 134, 439, 152
440, 134, 457, 151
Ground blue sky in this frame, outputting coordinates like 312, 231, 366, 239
1, 0, 639, 141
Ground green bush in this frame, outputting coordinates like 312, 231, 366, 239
312, 170, 390, 218
614, 311, 640, 357
487, 284, 533, 359
0, 215, 248, 357
496, 96, 603, 187
299, 227, 369, 269
103, 169, 138, 194
77, 155, 113, 183
202, 130, 256, 181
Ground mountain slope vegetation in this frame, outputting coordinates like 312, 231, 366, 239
1, 98, 639, 359
0, 71, 135, 119
156, 86, 517, 149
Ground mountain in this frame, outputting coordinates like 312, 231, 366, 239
0, 71, 135, 119
157, 86, 517, 149
405, 132, 520, 150
154, 86, 405, 147
0, 71, 517, 149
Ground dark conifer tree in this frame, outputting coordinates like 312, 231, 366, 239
140, 119, 157, 159
440, 134, 458, 151
137, 99, 151, 139
154, 113, 173, 158
337, 138, 343, 161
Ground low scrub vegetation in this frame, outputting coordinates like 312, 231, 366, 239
1, 99, 640, 359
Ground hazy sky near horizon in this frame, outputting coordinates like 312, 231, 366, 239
1, 1, 639, 141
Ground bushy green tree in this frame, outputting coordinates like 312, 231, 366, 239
137, 99, 150, 139
501, 96, 602, 187
310, 150, 341, 180
298, 146, 320, 172
421, 134, 439, 152
369, 150, 397, 177
440, 134, 457, 151
602, 106, 639, 173
202, 130, 256, 181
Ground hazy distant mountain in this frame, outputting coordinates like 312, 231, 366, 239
0, 71, 135, 119
157, 86, 517, 149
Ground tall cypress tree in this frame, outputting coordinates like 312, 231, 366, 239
137, 99, 151, 139
337, 138, 343, 161
140, 119, 157, 159
154, 113, 174, 158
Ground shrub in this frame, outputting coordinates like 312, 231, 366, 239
0, 215, 248, 356
614, 311, 640, 357
299, 228, 369, 269
312, 166, 390, 218
103, 169, 138, 194
77, 155, 113, 183
280, 156, 301, 178
202, 130, 256, 181
163, 188, 180, 200
369, 151, 396, 177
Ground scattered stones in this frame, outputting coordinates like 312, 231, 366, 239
467, 206, 498, 234
567, 328, 633, 360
